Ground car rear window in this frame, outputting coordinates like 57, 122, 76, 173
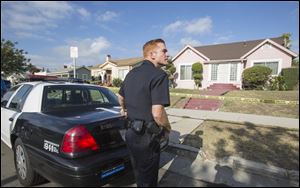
42, 85, 119, 111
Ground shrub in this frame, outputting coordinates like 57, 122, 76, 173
192, 62, 203, 88
281, 67, 299, 90
242, 66, 272, 90
112, 78, 123, 87
266, 76, 287, 91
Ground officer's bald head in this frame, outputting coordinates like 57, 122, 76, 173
143, 39, 165, 58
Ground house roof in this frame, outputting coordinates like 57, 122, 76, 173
96, 57, 144, 69
194, 37, 286, 60
90, 57, 144, 70
49, 66, 90, 74
109, 57, 144, 66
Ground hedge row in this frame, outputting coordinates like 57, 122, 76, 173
281, 67, 299, 90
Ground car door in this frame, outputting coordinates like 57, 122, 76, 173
1, 84, 33, 148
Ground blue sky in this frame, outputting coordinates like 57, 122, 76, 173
1, 1, 299, 71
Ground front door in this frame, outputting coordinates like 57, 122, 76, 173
210, 63, 231, 82
217, 64, 229, 82
105, 70, 112, 85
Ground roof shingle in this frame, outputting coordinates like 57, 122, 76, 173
194, 37, 284, 60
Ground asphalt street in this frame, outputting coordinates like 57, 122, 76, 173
1, 141, 218, 187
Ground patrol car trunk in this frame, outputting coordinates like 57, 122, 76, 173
45, 106, 127, 155
88, 115, 127, 151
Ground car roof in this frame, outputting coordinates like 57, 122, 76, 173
18, 81, 99, 88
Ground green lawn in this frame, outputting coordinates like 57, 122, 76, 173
224, 90, 299, 101
170, 96, 299, 118
109, 87, 299, 118
170, 88, 200, 94
182, 120, 299, 171
110, 87, 299, 101
219, 100, 299, 118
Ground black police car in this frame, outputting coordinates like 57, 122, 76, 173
1, 81, 130, 186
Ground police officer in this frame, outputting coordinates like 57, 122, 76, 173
118, 38, 171, 187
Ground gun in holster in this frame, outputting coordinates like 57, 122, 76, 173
129, 120, 146, 135
146, 121, 165, 153
129, 120, 165, 152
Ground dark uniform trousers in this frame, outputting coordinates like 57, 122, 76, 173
125, 128, 160, 187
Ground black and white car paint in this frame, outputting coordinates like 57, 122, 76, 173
1, 81, 131, 186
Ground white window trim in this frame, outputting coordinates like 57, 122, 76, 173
178, 64, 193, 81
208, 64, 211, 81
228, 63, 231, 82
229, 63, 238, 82
210, 63, 220, 81
237, 63, 241, 82
251, 58, 282, 76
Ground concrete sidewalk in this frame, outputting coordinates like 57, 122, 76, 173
166, 108, 299, 129
163, 108, 299, 187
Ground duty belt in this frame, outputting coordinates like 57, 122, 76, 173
128, 120, 162, 135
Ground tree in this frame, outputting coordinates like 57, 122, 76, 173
292, 57, 299, 67
192, 62, 203, 89
164, 57, 177, 88
1, 39, 31, 77
27, 63, 40, 74
281, 33, 292, 49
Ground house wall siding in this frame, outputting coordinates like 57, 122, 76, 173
76, 68, 91, 80
115, 66, 131, 80
91, 63, 133, 81
91, 68, 102, 77
205, 62, 243, 89
245, 43, 292, 74
173, 48, 207, 89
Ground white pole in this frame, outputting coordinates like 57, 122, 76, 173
73, 58, 76, 78
70, 46, 78, 78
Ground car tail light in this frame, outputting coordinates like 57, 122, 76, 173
61, 125, 99, 154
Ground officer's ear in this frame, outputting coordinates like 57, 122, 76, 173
150, 51, 157, 59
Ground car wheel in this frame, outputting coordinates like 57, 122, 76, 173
13, 138, 44, 186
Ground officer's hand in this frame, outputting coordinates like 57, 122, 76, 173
120, 109, 127, 118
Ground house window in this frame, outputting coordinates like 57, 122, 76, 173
230, 63, 237, 81
253, 61, 278, 75
211, 64, 218, 81
118, 69, 129, 80
180, 65, 192, 80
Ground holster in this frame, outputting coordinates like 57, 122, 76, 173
129, 120, 146, 135
129, 120, 165, 153
146, 121, 165, 153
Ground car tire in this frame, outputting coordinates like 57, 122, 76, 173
13, 138, 45, 186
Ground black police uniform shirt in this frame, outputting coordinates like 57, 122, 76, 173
119, 60, 170, 122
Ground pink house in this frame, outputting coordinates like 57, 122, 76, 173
172, 37, 298, 89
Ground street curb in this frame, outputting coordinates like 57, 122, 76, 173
167, 141, 299, 187
221, 156, 299, 184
